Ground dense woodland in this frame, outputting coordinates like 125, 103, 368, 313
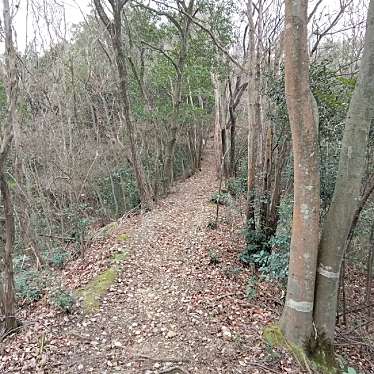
0, 0, 374, 373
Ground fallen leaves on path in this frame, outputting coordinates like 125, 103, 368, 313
1, 147, 372, 374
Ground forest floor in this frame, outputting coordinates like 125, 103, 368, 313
1, 144, 374, 374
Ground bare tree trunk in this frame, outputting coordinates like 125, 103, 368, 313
164, 2, 195, 187
267, 140, 290, 238
212, 73, 223, 178
228, 77, 247, 177
314, 0, 374, 345
94, 0, 153, 210
280, 0, 320, 346
0, 174, 17, 334
0, 0, 18, 334
246, 0, 259, 230
259, 126, 272, 233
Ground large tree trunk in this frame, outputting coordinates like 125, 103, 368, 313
313, 0, 374, 345
0, 174, 17, 334
0, 0, 18, 334
280, 0, 320, 346
94, 0, 153, 210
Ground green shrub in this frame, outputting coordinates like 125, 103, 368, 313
48, 247, 70, 269
241, 229, 290, 282
240, 228, 270, 264
210, 191, 230, 206
240, 196, 292, 281
15, 269, 46, 302
50, 288, 75, 313
257, 248, 289, 282
227, 176, 246, 197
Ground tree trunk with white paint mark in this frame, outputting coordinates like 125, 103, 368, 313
280, 0, 320, 346
314, 0, 374, 346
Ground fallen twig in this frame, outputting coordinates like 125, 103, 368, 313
134, 355, 191, 364
159, 366, 188, 374
248, 362, 282, 374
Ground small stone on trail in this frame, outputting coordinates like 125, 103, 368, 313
221, 326, 232, 341
166, 330, 177, 339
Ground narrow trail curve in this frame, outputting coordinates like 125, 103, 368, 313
49, 145, 276, 374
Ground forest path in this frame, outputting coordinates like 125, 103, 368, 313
2, 143, 287, 374
54, 143, 273, 374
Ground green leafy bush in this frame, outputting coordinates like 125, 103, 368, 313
257, 247, 289, 282
50, 288, 75, 313
240, 197, 292, 281
15, 269, 46, 302
210, 191, 230, 206
240, 228, 270, 264
227, 176, 246, 197
48, 247, 70, 269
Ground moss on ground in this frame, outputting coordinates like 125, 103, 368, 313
116, 233, 129, 242
78, 250, 128, 313
263, 324, 286, 347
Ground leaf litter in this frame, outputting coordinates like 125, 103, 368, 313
1, 147, 373, 374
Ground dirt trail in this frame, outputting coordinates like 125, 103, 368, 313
52, 145, 274, 374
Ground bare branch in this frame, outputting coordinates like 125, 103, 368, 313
140, 39, 180, 74
93, 0, 112, 33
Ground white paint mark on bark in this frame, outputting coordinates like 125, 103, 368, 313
317, 264, 339, 279
301, 203, 309, 220
286, 299, 313, 313
348, 146, 352, 159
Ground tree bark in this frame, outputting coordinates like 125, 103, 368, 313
246, 0, 259, 229
212, 73, 223, 178
0, 174, 17, 334
280, 0, 320, 346
0, 0, 18, 334
314, 0, 374, 344
267, 140, 290, 238
163, 1, 195, 186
